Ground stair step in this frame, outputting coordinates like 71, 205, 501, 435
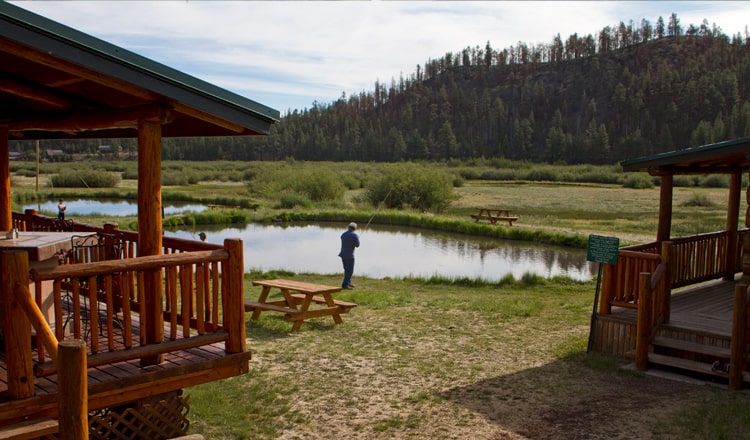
0, 417, 58, 440
652, 336, 731, 359
648, 353, 730, 377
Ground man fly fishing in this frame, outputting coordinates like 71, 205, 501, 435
338, 222, 360, 289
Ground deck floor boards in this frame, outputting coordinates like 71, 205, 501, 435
610, 278, 737, 337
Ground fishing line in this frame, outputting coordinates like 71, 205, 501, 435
362, 189, 392, 233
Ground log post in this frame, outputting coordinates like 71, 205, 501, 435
725, 170, 741, 280
137, 119, 164, 366
0, 125, 10, 231
12, 282, 58, 364
635, 272, 652, 371
1, 251, 35, 398
744, 171, 750, 280
656, 173, 673, 243
729, 284, 748, 390
658, 241, 673, 323
58, 339, 88, 440
598, 263, 614, 314
223, 239, 246, 355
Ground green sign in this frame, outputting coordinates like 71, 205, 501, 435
586, 235, 620, 264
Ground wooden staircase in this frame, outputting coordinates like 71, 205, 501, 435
647, 329, 750, 383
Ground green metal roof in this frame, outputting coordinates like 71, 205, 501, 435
0, 2, 279, 139
620, 136, 750, 175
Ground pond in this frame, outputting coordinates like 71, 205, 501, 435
23, 199, 207, 217
165, 223, 597, 282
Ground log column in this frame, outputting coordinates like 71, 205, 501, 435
725, 170, 741, 280
137, 119, 164, 365
0, 126, 10, 230
744, 169, 750, 280
59, 339, 88, 440
656, 173, 673, 243
1, 251, 35, 399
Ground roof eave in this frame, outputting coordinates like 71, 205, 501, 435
0, 3, 280, 135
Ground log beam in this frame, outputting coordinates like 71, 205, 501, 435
0, 74, 72, 109
8, 103, 172, 135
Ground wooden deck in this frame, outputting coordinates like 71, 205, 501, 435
605, 278, 734, 333
593, 279, 737, 356
664, 279, 734, 336
0, 317, 251, 423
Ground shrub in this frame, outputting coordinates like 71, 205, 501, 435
699, 174, 729, 188
673, 175, 699, 187
682, 193, 715, 207
50, 170, 120, 188
365, 164, 456, 212
622, 174, 655, 189
247, 167, 346, 203
277, 193, 313, 209
298, 170, 346, 201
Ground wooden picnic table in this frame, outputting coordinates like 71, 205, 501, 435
244, 279, 357, 330
470, 208, 519, 226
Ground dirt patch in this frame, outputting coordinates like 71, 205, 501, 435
237, 295, 720, 440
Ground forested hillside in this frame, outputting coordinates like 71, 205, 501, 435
15, 14, 750, 165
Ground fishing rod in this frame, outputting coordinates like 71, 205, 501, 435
361, 189, 392, 234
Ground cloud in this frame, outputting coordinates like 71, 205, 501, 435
13, 1, 750, 113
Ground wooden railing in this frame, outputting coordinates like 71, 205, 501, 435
634, 258, 670, 370
600, 248, 661, 311
599, 229, 748, 314
669, 231, 734, 288
28, 238, 244, 375
8, 209, 246, 376
9, 277, 86, 439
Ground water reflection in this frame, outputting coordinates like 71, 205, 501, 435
165, 223, 596, 281
23, 199, 206, 217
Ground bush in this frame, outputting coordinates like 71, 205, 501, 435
682, 193, 715, 207
622, 174, 655, 189
247, 167, 346, 203
277, 193, 313, 209
298, 170, 346, 201
699, 174, 729, 188
365, 163, 456, 212
50, 170, 120, 188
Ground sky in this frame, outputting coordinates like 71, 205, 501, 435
13, 1, 750, 116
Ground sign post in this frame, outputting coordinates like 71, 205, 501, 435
586, 234, 620, 352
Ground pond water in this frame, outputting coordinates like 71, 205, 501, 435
164, 223, 597, 281
23, 199, 206, 217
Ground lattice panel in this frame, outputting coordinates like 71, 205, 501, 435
87, 393, 190, 440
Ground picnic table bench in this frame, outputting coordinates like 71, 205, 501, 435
244, 279, 357, 330
470, 208, 519, 226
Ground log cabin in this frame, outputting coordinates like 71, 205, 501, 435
590, 136, 750, 390
0, 3, 279, 438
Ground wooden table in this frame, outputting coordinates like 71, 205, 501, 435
470, 208, 519, 226
0, 231, 97, 330
0, 231, 95, 270
245, 279, 357, 330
